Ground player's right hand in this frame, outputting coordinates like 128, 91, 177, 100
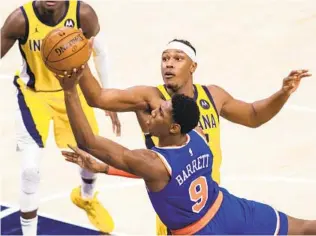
54, 65, 86, 91
282, 69, 311, 95
62, 144, 108, 173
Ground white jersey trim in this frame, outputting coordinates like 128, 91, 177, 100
151, 150, 172, 176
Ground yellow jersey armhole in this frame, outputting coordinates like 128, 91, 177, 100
201, 85, 219, 122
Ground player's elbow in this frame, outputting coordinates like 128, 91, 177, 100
86, 97, 98, 108
248, 104, 263, 128
247, 121, 262, 128
247, 115, 263, 128
85, 92, 104, 109
75, 131, 97, 150
77, 136, 96, 152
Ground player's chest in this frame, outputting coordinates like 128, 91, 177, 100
25, 21, 76, 53
195, 98, 218, 130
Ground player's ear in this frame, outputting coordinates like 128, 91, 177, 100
170, 123, 181, 134
190, 62, 197, 74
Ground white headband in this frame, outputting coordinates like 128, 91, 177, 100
163, 41, 197, 62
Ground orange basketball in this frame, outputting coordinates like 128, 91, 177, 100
41, 27, 91, 75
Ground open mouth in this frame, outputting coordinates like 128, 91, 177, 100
45, 1, 57, 6
164, 72, 175, 79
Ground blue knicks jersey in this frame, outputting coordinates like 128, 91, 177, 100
147, 130, 220, 230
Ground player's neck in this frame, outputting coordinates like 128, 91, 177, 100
36, 2, 67, 25
167, 78, 194, 98
158, 134, 188, 147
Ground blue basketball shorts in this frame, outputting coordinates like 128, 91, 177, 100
195, 188, 288, 235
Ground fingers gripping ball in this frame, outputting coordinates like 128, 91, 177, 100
41, 27, 91, 74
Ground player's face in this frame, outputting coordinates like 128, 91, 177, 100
147, 100, 174, 137
161, 50, 196, 92
39, 1, 66, 12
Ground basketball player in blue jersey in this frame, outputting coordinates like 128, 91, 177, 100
59, 73, 316, 235
57, 38, 311, 235
1, 1, 120, 234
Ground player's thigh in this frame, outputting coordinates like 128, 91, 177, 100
15, 79, 51, 148
245, 200, 288, 235
51, 91, 98, 148
207, 188, 287, 235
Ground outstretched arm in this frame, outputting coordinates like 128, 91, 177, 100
62, 149, 140, 178
63, 82, 166, 181
78, 65, 151, 112
211, 70, 311, 128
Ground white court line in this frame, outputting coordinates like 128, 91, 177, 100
0, 206, 19, 219
40, 180, 144, 203
1, 175, 315, 234
39, 175, 316, 204
0, 201, 131, 236
34, 211, 131, 236
2, 175, 315, 213
1, 74, 315, 113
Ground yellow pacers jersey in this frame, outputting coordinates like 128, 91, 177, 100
17, 0, 80, 91
146, 84, 222, 183
148, 84, 223, 236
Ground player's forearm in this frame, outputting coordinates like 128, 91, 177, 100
251, 89, 290, 126
79, 65, 104, 108
106, 166, 140, 178
80, 66, 148, 112
64, 83, 143, 175
88, 162, 138, 178
79, 66, 138, 111
63, 88, 124, 169
64, 87, 96, 149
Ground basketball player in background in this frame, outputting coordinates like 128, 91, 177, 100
59, 76, 316, 235
57, 38, 310, 235
0, 1, 120, 235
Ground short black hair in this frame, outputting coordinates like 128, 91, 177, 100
169, 39, 197, 55
171, 94, 200, 134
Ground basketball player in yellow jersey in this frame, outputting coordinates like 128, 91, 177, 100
55, 38, 310, 235
1, 1, 120, 235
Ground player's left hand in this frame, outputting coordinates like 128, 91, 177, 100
62, 145, 108, 173
282, 69, 311, 95
55, 65, 86, 91
105, 111, 121, 136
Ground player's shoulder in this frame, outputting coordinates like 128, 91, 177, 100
78, 1, 97, 19
196, 83, 223, 97
2, 7, 26, 39
77, 1, 100, 37
203, 84, 221, 92
204, 84, 232, 96
202, 84, 231, 109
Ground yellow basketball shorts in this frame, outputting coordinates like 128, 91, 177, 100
14, 77, 98, 149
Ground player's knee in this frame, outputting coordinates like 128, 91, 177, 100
287, 215, 313, 235
20, 168, 40, 212
300, 220, 316, 235
21, 167, 40, 194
